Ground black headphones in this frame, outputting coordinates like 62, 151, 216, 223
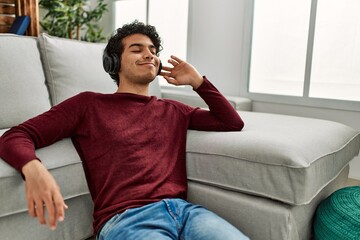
103, 51, 162, 75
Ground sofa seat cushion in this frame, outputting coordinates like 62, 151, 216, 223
0, 34, 51, 129
186, 111, 360, 205
0, 129, 89, 219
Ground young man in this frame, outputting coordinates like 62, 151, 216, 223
0, 21, 248, 239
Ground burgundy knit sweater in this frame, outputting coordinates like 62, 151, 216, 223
0, 78, 244, 233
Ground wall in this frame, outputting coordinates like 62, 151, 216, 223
91, 0, 114, 39
187, 0, 251, 96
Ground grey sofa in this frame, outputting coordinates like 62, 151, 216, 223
0, 33, 359, 240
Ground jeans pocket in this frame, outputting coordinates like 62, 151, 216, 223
98, 209, 129, 240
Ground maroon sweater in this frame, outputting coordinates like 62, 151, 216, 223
0, 78, 244, 233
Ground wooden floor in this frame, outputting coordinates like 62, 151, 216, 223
345, 178, 360, 186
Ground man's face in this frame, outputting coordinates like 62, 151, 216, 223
119, 33, 161, 85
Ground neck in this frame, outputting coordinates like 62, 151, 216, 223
116, 81, 149, 96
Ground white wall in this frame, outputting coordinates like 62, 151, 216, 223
187, 0, 252, 96
91, 0, 114, 39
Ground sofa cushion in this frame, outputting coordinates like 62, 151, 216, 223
186, 111, 360, 205
38, 33, 116, 105
0, 129, 90, 221
0, 34, 51, 129
38, 33, 162, 105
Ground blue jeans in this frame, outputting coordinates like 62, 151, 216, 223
98, 198, 249, 240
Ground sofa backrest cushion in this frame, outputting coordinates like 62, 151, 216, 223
0, 34, 52, 129
38, 33, 162, 106
38, 33, 115, 105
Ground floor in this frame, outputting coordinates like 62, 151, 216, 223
345, 178, 360, 186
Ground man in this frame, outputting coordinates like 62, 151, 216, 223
0, 21, 248, 239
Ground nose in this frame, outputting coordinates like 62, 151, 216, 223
144, 49, 154, 60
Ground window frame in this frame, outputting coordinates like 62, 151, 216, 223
242, 0, 360, 112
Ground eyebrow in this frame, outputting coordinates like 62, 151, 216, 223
129, 43, 156, 50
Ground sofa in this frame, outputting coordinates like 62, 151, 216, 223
0, 33, 359, 240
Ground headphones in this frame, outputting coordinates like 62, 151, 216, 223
103, 51, 162, 75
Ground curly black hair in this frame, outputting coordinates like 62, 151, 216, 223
104, 20, 163, 86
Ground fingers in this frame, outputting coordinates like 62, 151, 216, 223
160, 55, 200, 87
161, 66, 173, 72
167, 55, 183, 67
160, 55, 184, 72
159, 66, 176, 82
44, 196, 57, 229
163, 75, 179, 86
53, 191, 68, 223
160, 55, 183, 78
28, 196, 67, 230
24, 164, 67, 231
46, 198, 67, 230
27, 197, 36, 218
170, 55, 183, 64
35, 199, 46, 225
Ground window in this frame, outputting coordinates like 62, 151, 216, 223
310, 0, 360, 101
249, 0, 360, 103
249, 0, 311, 96
114, 0, 189, 86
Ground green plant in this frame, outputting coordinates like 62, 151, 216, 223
39, 0, 108, 42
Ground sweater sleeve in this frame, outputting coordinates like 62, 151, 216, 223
0, 92, 92, 172
188, 77, 244, 131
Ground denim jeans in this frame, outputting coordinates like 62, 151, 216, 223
98, 198, 249, 240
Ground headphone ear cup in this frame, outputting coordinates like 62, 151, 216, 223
157, 61, 162, 75
103, 52, 120, 74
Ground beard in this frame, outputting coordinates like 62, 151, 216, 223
119, 58, 160, 87
133, 72, 156, 85
120, 68, 157, 86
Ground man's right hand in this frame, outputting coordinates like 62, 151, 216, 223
22, 160, 68, 230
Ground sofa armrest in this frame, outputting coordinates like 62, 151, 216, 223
161, 89, 252, 111
225, 96, 252, 111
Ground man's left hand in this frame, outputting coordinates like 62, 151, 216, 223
160, 55, 204, 89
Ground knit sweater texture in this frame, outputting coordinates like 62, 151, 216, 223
0, 78, 244, 233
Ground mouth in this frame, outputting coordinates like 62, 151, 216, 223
138, 61, 156, 67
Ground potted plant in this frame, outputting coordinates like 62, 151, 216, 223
39, 0, 108, 42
